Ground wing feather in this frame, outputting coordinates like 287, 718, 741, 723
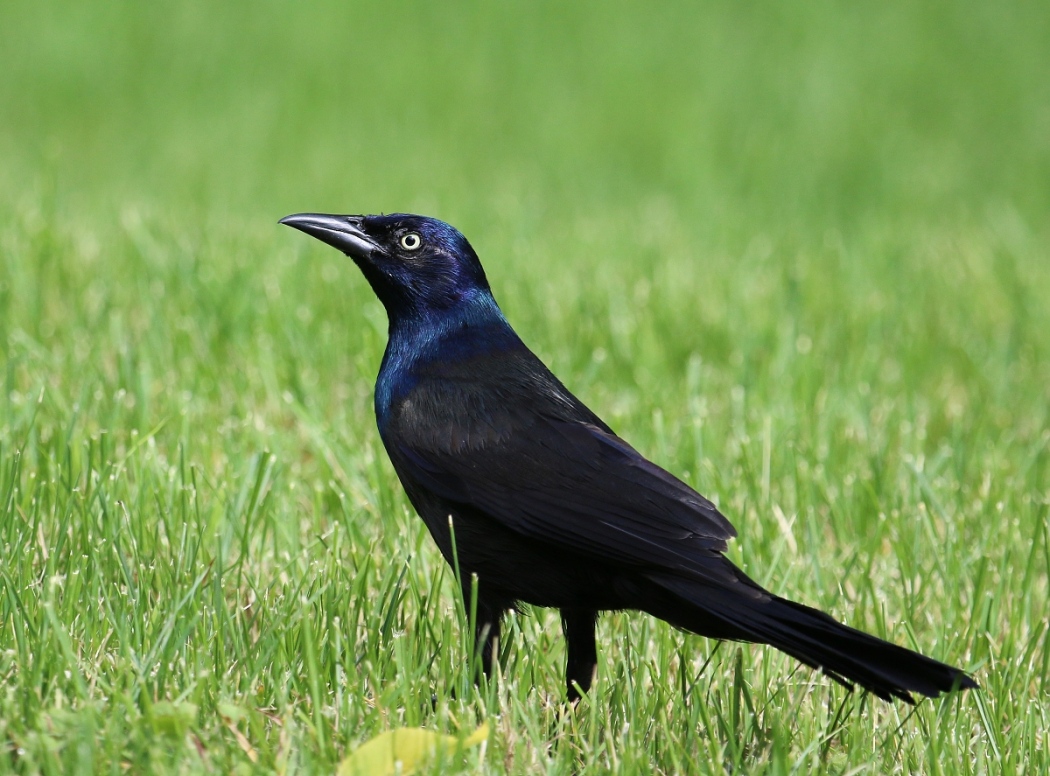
384, 357, 737, 576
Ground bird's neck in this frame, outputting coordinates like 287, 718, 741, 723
387, 289, 510, 348
375, 291, 521, 418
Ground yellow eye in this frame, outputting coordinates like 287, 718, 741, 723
400, 232, 422, 250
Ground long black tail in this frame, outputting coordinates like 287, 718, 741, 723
646, 572, 978, 704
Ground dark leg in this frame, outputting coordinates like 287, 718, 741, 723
463, 582, 507, 683
476, 601, 503, 679
561, 608, 598, 702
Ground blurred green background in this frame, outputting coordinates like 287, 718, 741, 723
5, 1, 1048, 228
1, 1, 1049, 773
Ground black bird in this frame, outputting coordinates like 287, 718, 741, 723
280, 212, 977, 704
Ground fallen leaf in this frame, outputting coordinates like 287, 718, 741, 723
337, 722, 488, 776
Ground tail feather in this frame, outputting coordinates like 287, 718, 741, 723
647, 574, 977, 704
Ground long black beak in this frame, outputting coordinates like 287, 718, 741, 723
279, 213, 379, 258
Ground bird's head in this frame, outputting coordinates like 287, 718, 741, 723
280, 212, 492, 317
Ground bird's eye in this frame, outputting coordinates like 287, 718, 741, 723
400, 232, 422, 251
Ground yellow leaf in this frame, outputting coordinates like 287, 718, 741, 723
337, 722, 488, 776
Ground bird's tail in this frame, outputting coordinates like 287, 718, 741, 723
645, 572, 977, 704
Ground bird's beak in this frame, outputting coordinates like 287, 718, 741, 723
279, 213, 379, 259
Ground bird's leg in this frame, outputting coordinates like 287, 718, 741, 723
475, 604, 502, 679
561, 608, 598, 702
463, 582, 505, 683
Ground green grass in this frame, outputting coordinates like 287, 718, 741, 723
2, 0, 1049, 772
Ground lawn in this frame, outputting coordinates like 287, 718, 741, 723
1, 1, 1048, 773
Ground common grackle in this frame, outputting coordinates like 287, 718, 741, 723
280, 212, 977, 704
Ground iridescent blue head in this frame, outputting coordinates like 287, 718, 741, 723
279, 213, 492, 317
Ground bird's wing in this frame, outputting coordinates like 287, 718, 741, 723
383, 362, 738, 574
